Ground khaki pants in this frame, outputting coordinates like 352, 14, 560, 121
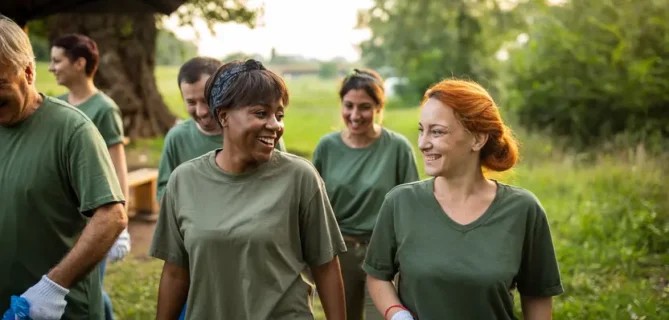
340, 238, 384, 320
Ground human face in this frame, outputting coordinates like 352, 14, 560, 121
341, 89, 379, 135
221, 101, 285, 165
180, 74, 218, 133
0, 62, 34, 127
48, 47, 84, 86
418, 98, 482, 177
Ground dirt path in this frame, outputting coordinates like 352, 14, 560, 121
127, 217, 158, 259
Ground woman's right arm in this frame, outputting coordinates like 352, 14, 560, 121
156, 262, 189, 320
363, 192, 414, 320
367, 276, 413, 319
148, 177, 190, 319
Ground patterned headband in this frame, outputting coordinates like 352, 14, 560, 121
346, 68, 384, 90
208, 59, 265, 117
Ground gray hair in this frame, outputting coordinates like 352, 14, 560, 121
0, 15, 35, 72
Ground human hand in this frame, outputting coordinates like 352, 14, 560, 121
16, 275, 69, 320
107, 228, 131, 263
390, 310, 415, 320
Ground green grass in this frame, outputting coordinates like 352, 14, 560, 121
33, 63, 668, 319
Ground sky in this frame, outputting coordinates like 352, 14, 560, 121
162, 0, 375, 62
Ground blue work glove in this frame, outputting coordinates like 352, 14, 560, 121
107, 228, 131, 263
7, 275, 69, 320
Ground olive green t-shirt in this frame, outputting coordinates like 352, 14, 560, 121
0, 95, 125, 320
363, 179, 564, 319
312, 128, 419, 236
156, 118, 287, 201
149, 150, 346, 319
58, 92, 124, 147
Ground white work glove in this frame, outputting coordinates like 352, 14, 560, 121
19, 275, 69, 320
391, 310, 415, 320
107, 228, 131, 263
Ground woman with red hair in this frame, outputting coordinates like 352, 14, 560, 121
363, 79, 563, 319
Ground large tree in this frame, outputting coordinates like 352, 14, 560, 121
41, 1, 258, 137
357, 0, 528, 104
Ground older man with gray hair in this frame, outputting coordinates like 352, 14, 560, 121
0, 15, 128, 320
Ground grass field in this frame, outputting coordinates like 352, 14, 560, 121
34, 63, 668, 319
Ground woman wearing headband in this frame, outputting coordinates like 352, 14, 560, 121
312, 69, 419, 320
149, 59, 347, 319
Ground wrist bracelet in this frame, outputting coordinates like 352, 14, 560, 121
384, 304, 407, 319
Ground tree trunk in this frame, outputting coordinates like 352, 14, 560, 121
46, 13, 176, 138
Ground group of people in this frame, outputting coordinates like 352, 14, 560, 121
1, 13, 563, 320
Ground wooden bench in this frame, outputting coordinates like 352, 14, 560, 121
127, 168, 159, 220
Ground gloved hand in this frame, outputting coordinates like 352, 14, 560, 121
107, 228, 131, 263
391, 310, 415, 320
5, 275, 69, 320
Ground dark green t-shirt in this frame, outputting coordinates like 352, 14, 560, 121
0, 95, 125, 320
58, 92, 124, 147
149, 150, 346, 319
156, 118, 287, 201
363, 179, 564, 319
312, 128, 419, 236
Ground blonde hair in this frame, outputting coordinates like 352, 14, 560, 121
0, 15, 35, 72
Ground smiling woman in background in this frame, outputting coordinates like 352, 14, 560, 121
149, 59, 347, 320
313, 68, 419, 320
363, 79, 563, 320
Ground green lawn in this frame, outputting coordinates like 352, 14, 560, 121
34, 63, 668, 319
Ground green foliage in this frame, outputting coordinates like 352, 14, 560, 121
358, 0, 522, 102
155, 29, 198, 66
173, 0, 259, 32
29, 33, 50, 62
506, 0, 669, 149
318, 62, 338, 79
508, 159, 669, 319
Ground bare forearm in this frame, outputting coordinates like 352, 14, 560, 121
521, 296, 553, 320
156, 262, 190, 320
47, 202, 127, 288
367, 275, 403, 318
109, 144, 129, 201
311, 257, 346, 320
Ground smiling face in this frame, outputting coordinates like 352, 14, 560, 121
0, 62, 35, 127
220, 101, 285, 165
181, 74, 219, 133
48, 47, 85, 87
341, 88, 379, 135
418, 97, 487, 177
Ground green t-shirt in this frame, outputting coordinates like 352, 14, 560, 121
0, 95, 125, 320
363, 179, 564, 319
149, 150, 347, 319
312, 128, 419, 236
156, 118, 287, 201
58, 92, 124, 147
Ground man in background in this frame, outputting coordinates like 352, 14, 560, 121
156, 56, 288, 201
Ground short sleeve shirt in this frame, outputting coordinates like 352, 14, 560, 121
363, 179, 564, 319
149, 150, 346, 319
58, 92, 124, 147
0, 95, 125, 319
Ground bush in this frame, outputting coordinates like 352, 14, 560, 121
507, 0, 669, 150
